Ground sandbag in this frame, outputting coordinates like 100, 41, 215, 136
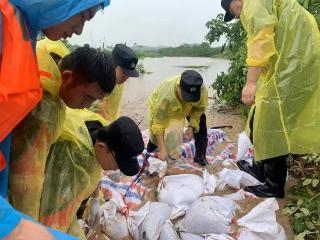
175, 196, 239, 235
139, 202, 172, 240
147, 157, 167, 178
218, 168, 260, 190
159, 220, 181, 240
157, 174, 205, 218
204, 234, 235, 240
179, 232, 204, 240
101, 201, 130, 239
236, 132, 252, 163
237, 198, 286, 240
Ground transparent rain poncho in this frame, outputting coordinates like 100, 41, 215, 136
241, 0, 320, 160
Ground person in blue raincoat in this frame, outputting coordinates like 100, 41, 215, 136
0, 0, 111, 239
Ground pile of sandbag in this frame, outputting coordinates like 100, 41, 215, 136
85, 131, 287, 240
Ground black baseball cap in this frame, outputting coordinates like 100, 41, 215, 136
180, 70, 203, 102
221, 0, 235, 22
112, 44, 139, 78
87, 117, 144, 176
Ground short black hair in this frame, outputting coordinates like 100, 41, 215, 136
60, 46, 116, 95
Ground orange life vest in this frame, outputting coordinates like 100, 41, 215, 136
0, 0, 42, 169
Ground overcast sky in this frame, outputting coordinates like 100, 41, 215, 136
69, 0, 225, 48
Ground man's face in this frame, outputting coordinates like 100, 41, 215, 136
94, 141, 119, 171
43, 6, 98, 41
59, 70, 105, 109
229, 0, 243, 18
115, 66, 129, 84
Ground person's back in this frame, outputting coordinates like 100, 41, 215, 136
39, 109, 144, 239
39, 108, 107, 239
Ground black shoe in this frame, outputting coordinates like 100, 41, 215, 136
194, 156, 208, 166
244, 185, 284, 198
244, 156, 287, 198
237, 160, 265, 182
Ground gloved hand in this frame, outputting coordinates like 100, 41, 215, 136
88, 197, 101, 228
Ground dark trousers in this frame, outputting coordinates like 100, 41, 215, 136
147, 113, 208, 157
250, 109, 287, 187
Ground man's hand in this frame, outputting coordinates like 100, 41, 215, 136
184, 127, 194, 142
4, 219, 54, 240
88, 197, 101, 228
158, 149, 168, 162
241, 82, 256, 106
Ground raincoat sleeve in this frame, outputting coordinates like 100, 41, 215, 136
188, 86, 208, 133
150, 98, 172, 135
39, 109, 105, 238
90, 84, 124, 122
241, 0, 277, 67
9, 44, 65, 220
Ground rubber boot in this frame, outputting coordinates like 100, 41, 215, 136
244, 156, 287, 198
237, 160, 265, 182
194, 136, 208, 166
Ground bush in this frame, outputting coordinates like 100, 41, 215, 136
205, 14, 247, 107
284, 155, 320, 240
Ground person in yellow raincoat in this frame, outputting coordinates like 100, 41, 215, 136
38, 108, 144, 239
147, 70, 208, 166
90, 44, 140, 122
9, 42, 116, 220
221, 0, 320, 198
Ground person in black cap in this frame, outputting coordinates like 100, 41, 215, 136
147, 70, 208, 166
220, 0, 320, 198
37, 108, 144, 238
90, 43, 140, 122
220, 0, 243, 22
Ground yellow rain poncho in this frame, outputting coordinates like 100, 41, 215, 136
37, 38, 70, 62
148, 75, 208, 148
90, 83, 124, 122
9, 40, 70, 219
39, 108, 107, 240
241, 0, 320, 160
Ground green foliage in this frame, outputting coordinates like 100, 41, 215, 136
284, 155, 320, 239
205, 14, 247, 107
136, 62, 146, 74
135, 43, 223, 58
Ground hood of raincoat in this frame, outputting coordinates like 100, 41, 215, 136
36, 39, 70, 97
10, 0, 110, 39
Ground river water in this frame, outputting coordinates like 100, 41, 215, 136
121, 57, 230, 128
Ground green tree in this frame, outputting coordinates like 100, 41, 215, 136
205, 14, 247, 107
